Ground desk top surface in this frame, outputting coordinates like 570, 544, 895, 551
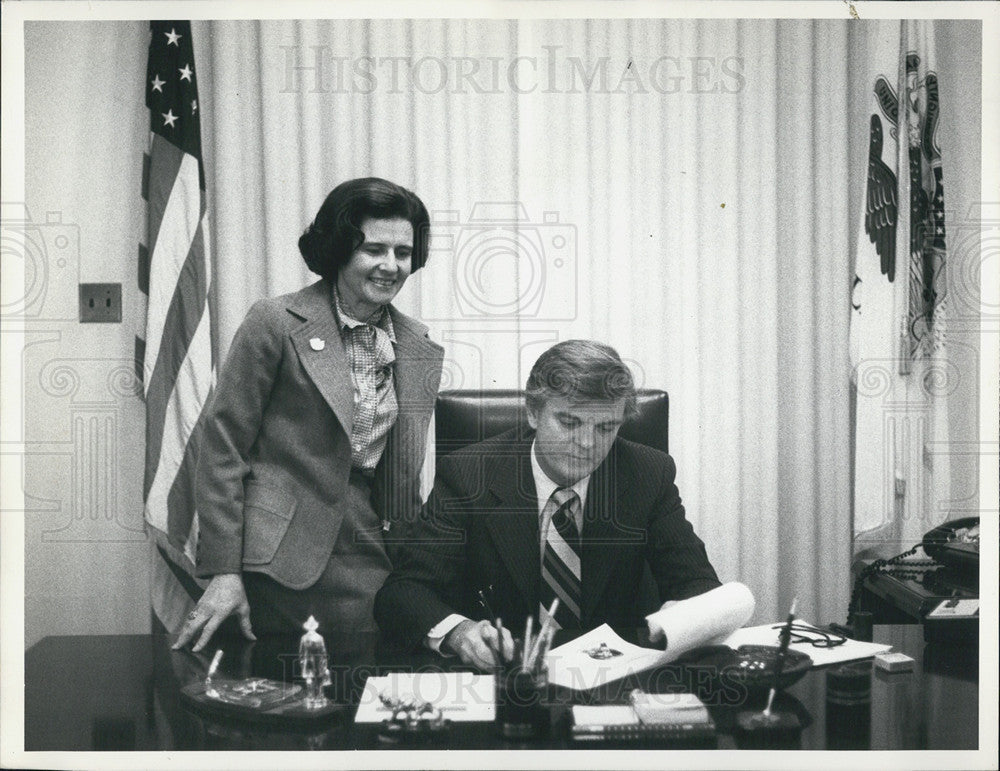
23, 624, 979, 752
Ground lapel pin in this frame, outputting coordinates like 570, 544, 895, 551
309, 337, 325, 351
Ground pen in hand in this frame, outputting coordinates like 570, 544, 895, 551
478, 585, 496, 620
495, 618, 512, 664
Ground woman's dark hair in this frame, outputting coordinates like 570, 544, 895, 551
298, 178, 431, 280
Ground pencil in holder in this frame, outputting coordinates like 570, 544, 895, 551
494, 659, 550, 740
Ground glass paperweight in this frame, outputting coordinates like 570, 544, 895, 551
299, 615, 331, 710
201, 647, 302, 709
208, 677, 303, 709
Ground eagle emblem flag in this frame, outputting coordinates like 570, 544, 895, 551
850, 20, 951, 541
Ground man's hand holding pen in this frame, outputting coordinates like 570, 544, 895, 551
443, 619, 516, 671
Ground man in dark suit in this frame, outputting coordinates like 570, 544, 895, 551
375, 339, 720, 670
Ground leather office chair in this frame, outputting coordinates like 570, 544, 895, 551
434, 388, 669, 462
433, 388, 670, 618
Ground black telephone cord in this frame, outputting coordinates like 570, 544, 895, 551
845, 546, 938, 625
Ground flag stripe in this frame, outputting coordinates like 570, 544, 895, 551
134, 335, 146, 389
145, 307, 213, 532
156, 543, 200, 595
143, 151, 204, 391
164, 409, 208, 556
145, 133, 192, 268
141, 151, 151, 202
150, 541, 199, 634
143, 219, 210, 498
138, 242, 150, 296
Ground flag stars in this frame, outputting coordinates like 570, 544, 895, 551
179, 64, 193, 82
165, 28, 181, 46
162, 110, 178, 128
191, 99, 198, 114
151, 74, 165, 93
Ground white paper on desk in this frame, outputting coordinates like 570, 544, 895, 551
721, 621, 893, 666
546, 624, 668, 690
645, 582, 757, 658
547, 582, 755, 690
355, 672, 494, 723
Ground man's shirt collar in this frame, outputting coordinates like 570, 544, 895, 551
529, 440, 590, 522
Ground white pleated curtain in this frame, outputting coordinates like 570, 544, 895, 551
194, 19, 852, 624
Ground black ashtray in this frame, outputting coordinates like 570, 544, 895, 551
729, 645, 812, 690
673, 644, 812, 692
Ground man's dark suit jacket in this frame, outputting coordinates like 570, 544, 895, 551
375, 428, 721, 649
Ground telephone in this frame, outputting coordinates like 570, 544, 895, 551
920, 516, 980, 572
847, 517, 980, 625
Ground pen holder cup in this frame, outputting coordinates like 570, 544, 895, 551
494, 665, 550, 740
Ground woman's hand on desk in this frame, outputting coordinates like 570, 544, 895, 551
171, 573, 256, 652
443, 619, 515, 671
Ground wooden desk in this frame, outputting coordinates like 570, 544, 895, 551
23, 625, 979, 752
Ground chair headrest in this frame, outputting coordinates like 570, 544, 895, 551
435, 388, 669, 460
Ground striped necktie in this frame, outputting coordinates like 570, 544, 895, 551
540, 487, 582, 630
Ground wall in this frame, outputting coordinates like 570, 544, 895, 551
22, 22, 151, 647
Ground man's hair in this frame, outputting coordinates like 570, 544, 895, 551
525, 340, 638, 417
298, 177, 430, 281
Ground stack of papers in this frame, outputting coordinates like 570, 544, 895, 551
546, 619, 894, 690
546, 582, 757, 690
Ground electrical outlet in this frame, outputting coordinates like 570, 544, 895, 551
79, 283, 122, 323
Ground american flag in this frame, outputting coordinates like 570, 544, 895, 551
138, 21, 214, 632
